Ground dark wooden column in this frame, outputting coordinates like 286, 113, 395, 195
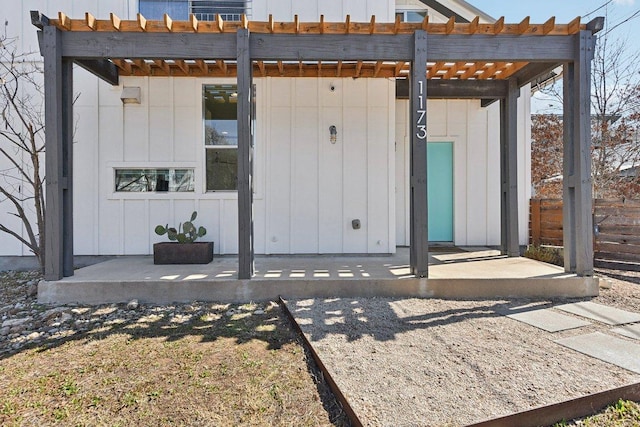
563, 31, 595, 275
499, 78, 520, 257
410, 30, 429, 277
237, 28, 254, 279
43, 26, 74, 280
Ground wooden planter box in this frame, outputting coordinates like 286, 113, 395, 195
153, 242, 214, 265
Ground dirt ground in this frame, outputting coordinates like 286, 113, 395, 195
287, 269, 640, 426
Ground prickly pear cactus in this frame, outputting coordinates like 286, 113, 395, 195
154, 211, 207, 243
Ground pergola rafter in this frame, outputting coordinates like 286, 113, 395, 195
30, 10, 602, 281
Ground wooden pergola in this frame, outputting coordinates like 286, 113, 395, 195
31, 11, 603, 281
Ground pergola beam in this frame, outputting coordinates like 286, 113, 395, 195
57, 31, 577, 63
249, 33, 576, 62
75, 59, 119, 85
59, 32, 238, 59
396, 78, 508, 99
513, 62, 561, 88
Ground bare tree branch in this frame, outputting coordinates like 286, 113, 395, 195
0, 32, 46, 270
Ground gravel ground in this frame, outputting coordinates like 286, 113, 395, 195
2, 268, 639, 426
287, 270, 640, 426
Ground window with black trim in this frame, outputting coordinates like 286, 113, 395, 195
115, 168, 194, 192
138, 0, 248, 21
204, 84, 238, 191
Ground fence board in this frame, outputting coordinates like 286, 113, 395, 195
596, 242, 640, 256
595, 251, 640, 263
596, 233, 640, 245
595, 199, 640, 208
595, 216, 640, 226
597, 225, 640, 235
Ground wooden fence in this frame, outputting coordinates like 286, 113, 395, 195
529, 199, 563, 247
529, 198, 640, 266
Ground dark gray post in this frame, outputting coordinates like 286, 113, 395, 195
237, 28, 254, 279
43, 26, 74, 280
499, 78, 520, 256
410, 30, 429, 277
563, 31, 595, 275
62, 58, 74, 277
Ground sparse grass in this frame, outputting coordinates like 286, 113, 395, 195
0, 276, 347, 426
554, 399, 640, 426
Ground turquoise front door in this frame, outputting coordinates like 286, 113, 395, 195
427, 142, 453, 242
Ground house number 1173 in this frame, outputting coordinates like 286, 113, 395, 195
416, 80, 426, 140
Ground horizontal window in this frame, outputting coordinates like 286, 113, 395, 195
139, 0, 249, 21
115, 168, 195, 192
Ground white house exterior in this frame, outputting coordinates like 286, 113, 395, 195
0, 0, 532, 260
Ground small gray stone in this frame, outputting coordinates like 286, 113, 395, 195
0, 327, 10, 336
253, 309, 265, 315
42, 307, 67, 322
59, 312, 73, 323
9, 325, 27, 334
127, 299, 139, 310
26, 285, 37, 297
2, 317, 32, 328
25, 332, 42, 341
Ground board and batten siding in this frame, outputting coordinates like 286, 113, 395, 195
74, 75, 248, 256
71, 73, 396, 256
395, 88, 532, 247
263, 78, 395, 254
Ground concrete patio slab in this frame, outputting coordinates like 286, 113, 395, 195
555, 332, 640, 374
555, 301, 640, 325
37, 248, 600, 304
506, 308, 591, 332
611, 324, 640, 341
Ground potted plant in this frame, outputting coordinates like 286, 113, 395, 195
153, 211, 213, 264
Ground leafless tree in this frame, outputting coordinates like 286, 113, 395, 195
0, 31, 46, 270
590, 34, 640, 198
532, 27, 640, 199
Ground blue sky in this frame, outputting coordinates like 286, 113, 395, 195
470, 0, 637, 30
470, 0, 640, 112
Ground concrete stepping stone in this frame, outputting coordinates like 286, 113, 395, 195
555, 332, 640, 374
611, 324, 640, 341
555, 301, 640, 325
506, 308, 591, 332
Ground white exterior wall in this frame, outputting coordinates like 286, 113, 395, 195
395, 87, 532, 247
73, 75, 395, 256
1, 0, 532, 257
262, 78, 395, 254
